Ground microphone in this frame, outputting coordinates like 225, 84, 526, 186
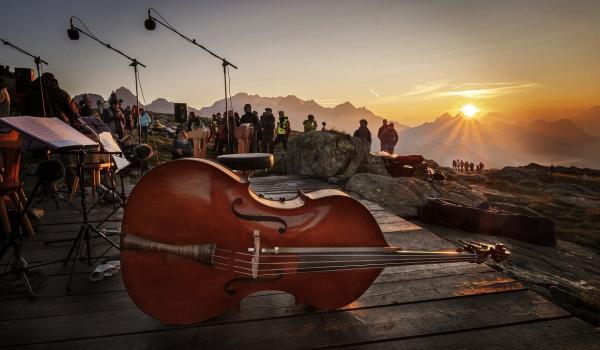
67, 18, 80, 40
133, 143, 154, 161
144, 10, 156, 30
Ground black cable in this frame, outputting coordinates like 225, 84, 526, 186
136, 69, 147, 105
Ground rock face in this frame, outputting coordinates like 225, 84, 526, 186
284, 131, 370, 180
345, 173, 487, 217
356, 154, 390, 176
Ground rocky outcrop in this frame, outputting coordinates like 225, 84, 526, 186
284, 131, 370, 181
356, 154, 390, 176
345, 173, 487, 217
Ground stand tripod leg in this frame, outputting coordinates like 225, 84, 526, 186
63, 225, 85, 266
65, 225, 86, 291
21, 271, 35, 299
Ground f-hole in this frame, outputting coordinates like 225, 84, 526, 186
224, 273, 283, 295
231, 198, 288, 234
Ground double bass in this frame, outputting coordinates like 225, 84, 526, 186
121, 158, 509, 325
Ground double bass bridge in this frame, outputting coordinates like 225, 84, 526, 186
224, 230, 283, 295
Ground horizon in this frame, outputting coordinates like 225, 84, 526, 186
2, 0, 599, 127
73, 85, 599, 128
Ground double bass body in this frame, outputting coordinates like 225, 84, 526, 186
121, 159, 387, 324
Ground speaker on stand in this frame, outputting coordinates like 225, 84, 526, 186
174, 103, 187, 132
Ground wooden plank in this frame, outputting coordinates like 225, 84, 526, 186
343, 317, 600, 350
0, 264, 496, 321
0, 272, 526, 346
2, 291, 568, 348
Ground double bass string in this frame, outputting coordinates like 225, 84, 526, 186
209, 252, 477, 278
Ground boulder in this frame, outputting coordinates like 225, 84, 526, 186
356, 153, 390, 176
345, 173, 488, 218
284, 131, 370, 180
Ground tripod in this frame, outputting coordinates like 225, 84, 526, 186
0, 183, 38, 298
62, 149, 119, 291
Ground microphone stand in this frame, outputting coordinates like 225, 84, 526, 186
145, 8, 238, 151
1, 37, 49, 117
68, 17, 146, 147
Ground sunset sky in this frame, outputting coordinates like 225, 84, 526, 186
1, 0, 599, 126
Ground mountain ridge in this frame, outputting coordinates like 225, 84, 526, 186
73, 87, 599, 168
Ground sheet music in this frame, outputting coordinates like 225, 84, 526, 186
0, 116, 98, 150
98, 132, 122, 153
112, 155, 131, 173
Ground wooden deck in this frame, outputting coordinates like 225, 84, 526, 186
1, 175, 599, 349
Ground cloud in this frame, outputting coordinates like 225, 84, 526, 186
385, 81, 541, 100
368, 88, 380, 99
400, 81, 449, 97
434, 83, 541, 98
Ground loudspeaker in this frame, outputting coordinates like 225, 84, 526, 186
174, 103, 187, 123
14, 68, 34, 94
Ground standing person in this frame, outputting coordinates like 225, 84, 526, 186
216, 114, 229, 154
353, 119, 372, 146
187, 111, 202, 131
460, 160, 464, 172
102, 93, 126, 139
303, 114, 317, 132
131, 105, 139, 129
240, 104, 262, 152
321, 121, 327, 131
234, 112, 241, 127
377, 119, 388, 151
212, 113, 223, 152
208, 114, 218, 144
0, 79, 10, 117
123, 106, 132, 131
227, 110, 238, 153
23, 72, 80, 127
380, 122, 398, 154
274, 110, 291, 152
452, 159, 457, 171
260, 108, 275, 154
470, 162, 475, 173
139, 108, 152, 141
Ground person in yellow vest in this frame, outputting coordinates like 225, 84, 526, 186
303, 114, 317, 132
274, 110, 291, 152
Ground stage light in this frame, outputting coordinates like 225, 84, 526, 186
144, 11, 156, 30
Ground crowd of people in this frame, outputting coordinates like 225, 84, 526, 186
452, 159, 485, 173
177, 105, 377, 159
0, 71, 401, 162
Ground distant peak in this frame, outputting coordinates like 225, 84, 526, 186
281, 95, 302, 102
334, 101, 355, 109
435, 112, 454, 122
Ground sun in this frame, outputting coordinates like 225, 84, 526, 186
461, 104, 480, 118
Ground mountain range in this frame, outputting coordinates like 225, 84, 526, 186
73, 87, 599, 168
396, 113, 600, 168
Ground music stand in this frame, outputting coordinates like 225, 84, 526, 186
82, 129, 131, 231
0, 117, 120, 290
